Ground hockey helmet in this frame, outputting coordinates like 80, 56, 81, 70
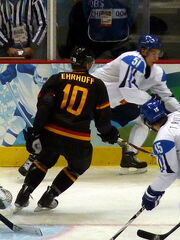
0, 187, 13, 209
138, 34, 162, 50
70, 47, 94, 67
140, 99, 167, 124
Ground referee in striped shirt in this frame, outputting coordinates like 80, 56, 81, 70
0, 0, 47, 58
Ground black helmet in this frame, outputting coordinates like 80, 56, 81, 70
70, 47, 94, 68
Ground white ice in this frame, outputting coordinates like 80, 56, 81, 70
0, 166, 179, 240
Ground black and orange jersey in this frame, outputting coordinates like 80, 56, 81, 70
33, 70, 113, 141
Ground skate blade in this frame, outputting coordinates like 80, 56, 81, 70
34, 206, 52, 212
13, 206, 23, 214
119, 167, 147, 175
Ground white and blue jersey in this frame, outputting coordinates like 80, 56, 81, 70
151, 111, 180, 191
92, 50, 180, 112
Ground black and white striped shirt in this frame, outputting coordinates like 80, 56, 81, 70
0, 0, 47, 47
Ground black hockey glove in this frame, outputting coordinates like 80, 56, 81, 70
151, 94, 162, 103
23, 127, 42, 154
98, 126, 119, 144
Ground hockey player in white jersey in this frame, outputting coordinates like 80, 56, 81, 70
92, 34, 180, 174
140, 99, 180, 210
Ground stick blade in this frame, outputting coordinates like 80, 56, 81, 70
13, 225, 42, 236
137, 229, 161, 240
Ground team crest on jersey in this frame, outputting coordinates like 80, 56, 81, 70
153, 140, 175, 155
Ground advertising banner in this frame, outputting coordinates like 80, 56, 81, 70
0, 63, 179, 146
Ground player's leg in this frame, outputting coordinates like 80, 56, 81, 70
111, 103, 147, 174
35, 166, 79, 211
14, 160, 48, 210
14, 131, 59, 211
120, 116, 148, 174
36, 140, 92, 211
18, 154, 37, 176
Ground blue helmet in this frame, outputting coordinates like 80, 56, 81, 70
140, 99, 167, 124
138, 34, 162, 49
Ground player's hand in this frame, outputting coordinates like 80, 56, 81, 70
98, 126, 119, 144
142, 186, 165, 210
7, 47, 19, 57
24, 127, 42, 154
151, 94, 162, 103
23, 47, 33, 58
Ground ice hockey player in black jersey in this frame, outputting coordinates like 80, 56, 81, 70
14, 47, 119, 211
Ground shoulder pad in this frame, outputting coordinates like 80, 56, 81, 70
121, 55, 145, 73
153, 140, 175, 155
153, 65, 167, 82
161, 70, 167, 82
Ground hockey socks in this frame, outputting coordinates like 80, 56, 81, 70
52, 167, 79, 193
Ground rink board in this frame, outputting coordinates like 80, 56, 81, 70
0, 61, 179, 168
0, 146, 157, 167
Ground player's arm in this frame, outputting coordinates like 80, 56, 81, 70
33, 75, 57, 135
32, 0, 47, 46
24, 75, 57, 154
142, 138, 178, 210
94, 81, 119, 144
0, 13, 9, 47
151, 139, 178, 191
150, 70, 180, 112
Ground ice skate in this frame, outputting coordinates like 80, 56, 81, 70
34, 186, 58, 212
18, 154, 36, 176
14, 184, 32, 213
120, 147, 147, 175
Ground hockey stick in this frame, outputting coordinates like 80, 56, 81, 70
117, 138, 155, 157
137, 222, 180, 240
0, 213, 42, 235
109, 206, 145, 240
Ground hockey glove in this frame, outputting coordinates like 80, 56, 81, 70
142, 186, 165, 211
151, 94, 162, 103
98, 126, 119, 144
24, 127, 42, 154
